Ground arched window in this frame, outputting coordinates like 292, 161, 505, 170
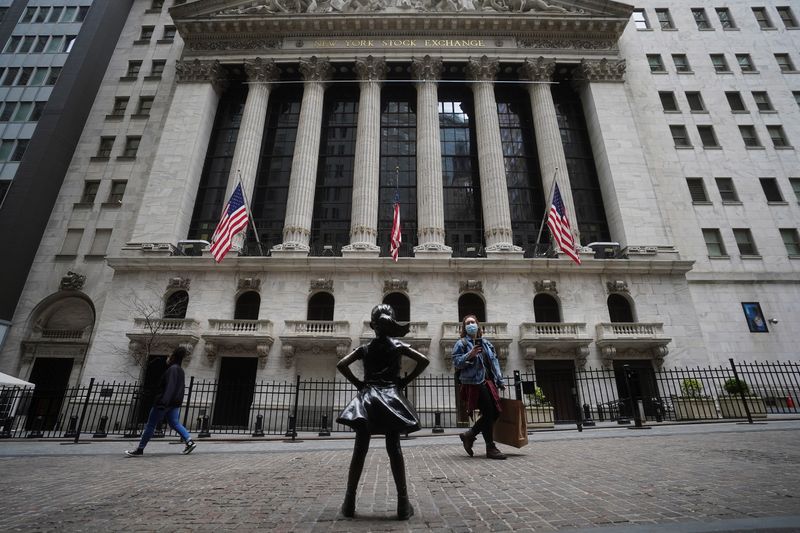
234, 291, 260, 320
164, 290, 188, 319
608, 294, 634, 323
533, 294, 561, 322
307, 292, 334, 321
382, 292, 410, 322
458, 293, 485, 323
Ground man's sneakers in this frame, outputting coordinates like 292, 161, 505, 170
182, 440, 197, 455
124, 448, 143, 457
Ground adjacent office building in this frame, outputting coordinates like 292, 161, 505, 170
0, 1, 798, 415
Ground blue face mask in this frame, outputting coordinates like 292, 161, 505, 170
465, 323, 478, 336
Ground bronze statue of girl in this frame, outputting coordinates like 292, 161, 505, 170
336, 304, 430, 520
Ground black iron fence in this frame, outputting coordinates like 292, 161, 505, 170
1, 360, 798, 439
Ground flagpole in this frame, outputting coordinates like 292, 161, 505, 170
534, 167, 559, 255
237, 170, 265, 256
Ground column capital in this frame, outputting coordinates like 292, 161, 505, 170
411, 55, 443, 82
519, 56, 556, 82
176, 59, 226, 92
299, 56, 333, 82
466, 56, 499, 82
573, 58, 626, 83
244, 57, 280, 83
355, 55, 387, 82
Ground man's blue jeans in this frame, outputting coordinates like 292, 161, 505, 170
137, 406, 191, 449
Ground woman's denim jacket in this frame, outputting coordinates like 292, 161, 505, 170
452, 336, 505, 387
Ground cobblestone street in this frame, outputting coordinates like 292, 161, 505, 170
1, 421, 799, 532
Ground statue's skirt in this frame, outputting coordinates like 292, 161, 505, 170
337, 383, 421, 435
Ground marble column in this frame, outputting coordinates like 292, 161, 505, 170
342, 56, 385, 258
467, 56, 521, 255
520, 57, 579, 244
129, 59, 225, 245
572, 58, 672, 251
411, 56, 451, 256
226, 58, 280, 253
271, 57, 332, 256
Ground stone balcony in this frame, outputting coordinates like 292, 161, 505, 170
279, 320, 352, 364
21, 326, 93, 363
439, 322, 512, 367
595, 322, 671, 367
126, 318, 201, 362
518, 322, 592, 367
201, 319, 274, 368
359, 321, 432, 355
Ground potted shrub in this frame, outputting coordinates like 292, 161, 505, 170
718, 378, 767, 419
673, 378, 718, 420
524, 386, 554, 428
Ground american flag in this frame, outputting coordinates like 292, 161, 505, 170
547, 183, 581, 265
390, 189, 401, 262
210, 183, 249, 263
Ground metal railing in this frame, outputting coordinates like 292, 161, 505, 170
1, 360, 798, 439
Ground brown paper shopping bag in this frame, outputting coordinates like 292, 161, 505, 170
493, 398, 529, 448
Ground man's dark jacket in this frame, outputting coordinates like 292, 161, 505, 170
154, 363, 185, 408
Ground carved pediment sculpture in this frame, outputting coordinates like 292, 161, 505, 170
59, 271, 86, 291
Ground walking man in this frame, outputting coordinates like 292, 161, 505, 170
125, 346, 196, 457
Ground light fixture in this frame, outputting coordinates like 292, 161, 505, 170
768, 318, 779, 325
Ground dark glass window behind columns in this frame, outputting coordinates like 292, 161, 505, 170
497, 87, 547, 257
440, 88, 483, 257
188, 83, 246, 242
378, 86, 417, 257
552, 81, 610, 244
249, 87, 302, 254
310, 86, 358, 256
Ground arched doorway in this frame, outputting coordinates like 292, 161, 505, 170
382, 292, 410, 322
608, 294, 634, 323
307, 292, 335, 321
234, 291, 261, 320
533, 294, 561, 322
164, 290, 189, 319
457, 293, 485, 322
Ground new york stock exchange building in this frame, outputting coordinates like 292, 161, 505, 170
2, 0, 799, 432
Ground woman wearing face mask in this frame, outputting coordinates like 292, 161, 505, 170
452, 314, 507, 460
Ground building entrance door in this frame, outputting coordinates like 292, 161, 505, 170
534, 360, 576, 423
26, 357, 73, 430
613, 359, 659, 419
213, 357, 257, 428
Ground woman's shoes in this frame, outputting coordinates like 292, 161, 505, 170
341, 493, 356, 518
486, 446, 507, 460
397, 497, 415, 520
459, 430, 476, 457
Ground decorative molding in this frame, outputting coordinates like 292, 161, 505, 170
59, 271, 86, 291
466, 55, 499, 82
299, 56, 333, 82
519, 56, 555, 82
411, 55, 443, 82
573, 58, 626, 83
216, 0, 580, 15
355, 55, 387, 82
244, 57, 280, 83
459, 280, 483, 294
516, 38, 616, 50
238, 278, 262, 291
175, 59, 226, 92
310, 278, 334, 292
384, 279, 408, 293
606, 280, 628, 293
184, 38, 282, 51
600, 345, 616, 368
533, 279, 558, 294
167, 277, 191, 291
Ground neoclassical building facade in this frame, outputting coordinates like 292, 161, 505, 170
1, 0, 798, 410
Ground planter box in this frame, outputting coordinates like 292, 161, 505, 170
525, 406, 554, 428
719, 396, 767, 419
673, 397, 718, 420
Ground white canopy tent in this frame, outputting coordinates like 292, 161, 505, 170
0, 372, 34, 388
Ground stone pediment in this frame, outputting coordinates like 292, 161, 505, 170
175, 0, 631, 17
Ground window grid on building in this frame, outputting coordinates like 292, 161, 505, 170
655, 8, 674, 29
759, 178, 784, 202
108, 180, 127, 204
726, 91, 746, 112
692, 8, 711, 30
752, 91, 773, 111
659, 91, 678, 111
111, 97, 128, 116
775, 53, 795, 72
710, 54, 730, 73
716, 8, 736, 29
59, 228, 83, 256
767, 126, 790, 148
736, 54, 756, 72
80, 180, 99, 204
686, 177, 709, 202
752, 7, 774, 29
672, 54, 691, 73
739, 125, 761, 147
633, 9, 649, 30
686, 91, 705, 111
697, 126, 719, 147
715, 177, 739, 202
670, 125, 691, 147
88, 229, 112, 256
780, 228, 800, 255
97, 137, 114, 158
790, 178, 800, 203
777, 6, 798, 28
702, 228, 726, 257
647, 54, 665, 73
733, 228, 758, 256
122, 136, 141, 158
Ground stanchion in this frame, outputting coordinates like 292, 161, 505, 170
432, 411, 444, 433
63, 415, 79, 438
93, 415, 108, 438
253, 414, 265, 437
318, 414, 330, 437
197, 414, 211, 438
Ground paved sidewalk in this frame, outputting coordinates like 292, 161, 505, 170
1, 421, 800, 532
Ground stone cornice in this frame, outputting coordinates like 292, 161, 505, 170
107, 255, 695, 276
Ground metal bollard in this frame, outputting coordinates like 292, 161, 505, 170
0, 416, 14, 438
284, 414, 297, 439
198, 415, 211, 438
432, 411, 444, 433
318, 414, 330, 437
93, 415, 108, 438
652, 398, 663, 423
252, 414, 265, 437
63, 415, 79, 438
27, 416, 44, 438
582, 403, 596, 427
597, 403, 605, 422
